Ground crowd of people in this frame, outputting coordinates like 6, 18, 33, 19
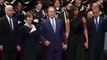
0, 0, 107, 60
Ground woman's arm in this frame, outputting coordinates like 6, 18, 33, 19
82, 17, 88, 49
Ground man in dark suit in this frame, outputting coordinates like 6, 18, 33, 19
40, 7, 67, 60
87, 3, 107, 60
0, 5, 21, 60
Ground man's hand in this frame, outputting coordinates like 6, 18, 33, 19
16, 45, 21, 52
62, 44, 67, 50
44, 40, 50, 47
0, 45, 3, 51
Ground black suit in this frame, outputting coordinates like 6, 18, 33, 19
0, 16, 19, 60
87, 16, 107, 60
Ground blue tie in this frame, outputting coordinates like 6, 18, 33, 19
95, 18, 98, 30
52, 19, 56, 32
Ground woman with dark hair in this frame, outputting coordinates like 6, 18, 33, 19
20, 11, 40, 60
66, 5, 88, 60
53, 0, 63, 18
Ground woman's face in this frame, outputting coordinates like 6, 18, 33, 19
36, 3, 42, 10
74, 8, 79, 16
54, 1, 60, 8
26, 16, 33, 24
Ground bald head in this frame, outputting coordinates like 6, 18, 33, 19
5, 5, 14, 17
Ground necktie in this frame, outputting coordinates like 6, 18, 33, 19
9, 18, 14, 30
52, 19, 56, 32
95, 18, 99, 30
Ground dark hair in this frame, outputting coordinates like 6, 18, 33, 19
25, 11, 34, 19
69, 5, 81, 19
53, 0, 60, 5
34, 0, 42, 6
13, 1, 24, 9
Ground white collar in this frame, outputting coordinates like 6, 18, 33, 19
36, 9, 40, 12
6, 15, 12, 23
6, 15, 10, 20
30, 24, 37, 33
94, 16, 100, 23
56, 8, 59, 10
49, 18, 56, 24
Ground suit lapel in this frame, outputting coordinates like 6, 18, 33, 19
5, 16, 12, 30
55, 18, 59, 33
98, 16, 103, 30
92, 18, 96, 31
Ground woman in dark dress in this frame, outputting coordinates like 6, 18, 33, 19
20, 11, 40, 60
66, 5, 88, 60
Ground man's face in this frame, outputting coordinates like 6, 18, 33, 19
5, 6, 14, 17
48, 8, 55, 18
93, 10, 100, 17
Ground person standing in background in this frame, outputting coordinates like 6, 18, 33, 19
0, 0, 6, 17
13, 1, 26, 27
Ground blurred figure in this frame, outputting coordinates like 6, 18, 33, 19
73, 0, 87, 17
13, 1, 26, 27
92, 3, 106, 20
87, 11, 93, 18
31, 0, 45, 26
87, 3, 107, 60
53, 0, 63, 18
0, 5, 20, 60
20, 11, 40, 60
40, 7, 67, 60
66, 5, 88, 60
0, 0, 6, 17
58, 2, 71, 38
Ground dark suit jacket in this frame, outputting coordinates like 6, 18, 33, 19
87, 16, 106, 50
40, 18, 66, 51
0, 16, 19, 51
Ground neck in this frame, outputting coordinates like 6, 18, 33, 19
26, 22, 32, 25
74, 15, 78, 18
36, 9, 40, 12
25, 22, 32, 28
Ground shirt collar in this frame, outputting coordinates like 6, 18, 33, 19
6, 15, 12, 23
